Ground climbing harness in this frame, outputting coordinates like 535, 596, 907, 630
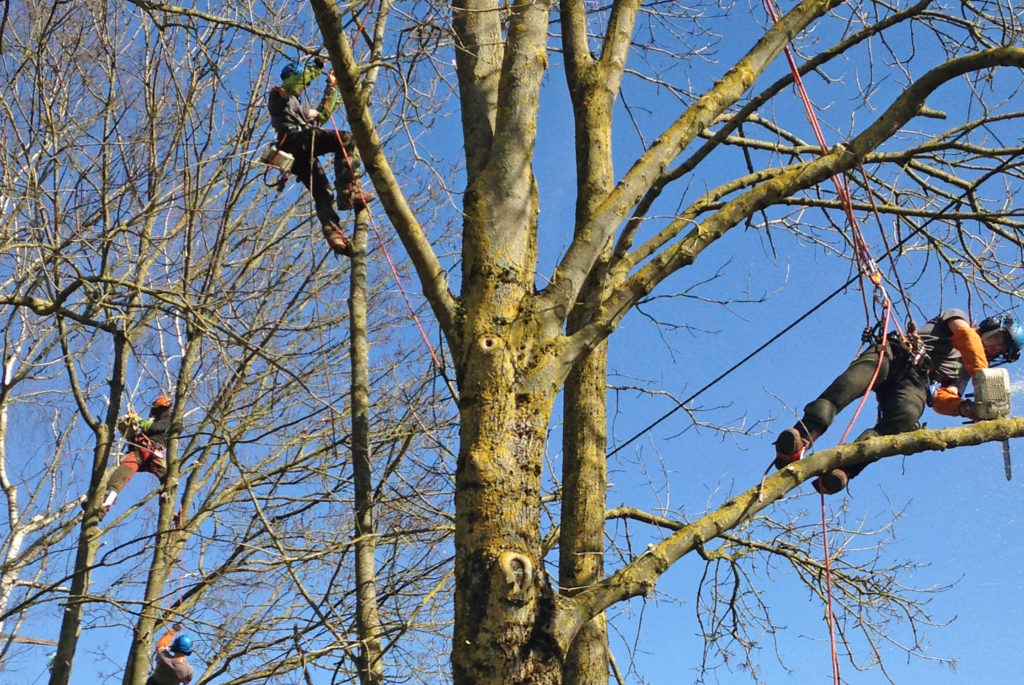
121, 414, 168, 471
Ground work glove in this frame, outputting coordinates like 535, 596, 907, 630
958, 399, 978, 421
116, 413, 139, 434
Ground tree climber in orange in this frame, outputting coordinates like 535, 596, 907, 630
772, 309, 1024, 494
267, 56, 375, 257
102, 395, 174, 518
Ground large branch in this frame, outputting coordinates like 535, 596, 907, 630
307, 0, 457, 344
488, 0, 553, 183
562, 46, 1024, 358
619, 0, 933, 234
451, 0, 502, 179
541, 0, 844, 317
553, 418, 1024, 650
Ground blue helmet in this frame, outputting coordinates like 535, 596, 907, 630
280, 62, 304, 81
170, 634, 193, 656
1005, 320, 1024, 363
980, 315, 1024, 363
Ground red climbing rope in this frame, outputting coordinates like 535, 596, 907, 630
817, 494, 840, 682
762, 0, 902, 340
328, 116, 444, 372
759, 2, 912, 681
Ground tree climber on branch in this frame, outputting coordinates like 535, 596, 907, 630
772, 309, 1024, 494
102, 395, 174, 518
267, 56, 375, 257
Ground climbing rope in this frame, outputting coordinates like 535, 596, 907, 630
759, 1, 909, 679
324, 110, 459, 404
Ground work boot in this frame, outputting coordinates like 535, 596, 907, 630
336, 184, 375, 211
773, 427, 813, 470
99, 490, 118, 520
812, 468, 849, 495
322, 221, 354, 257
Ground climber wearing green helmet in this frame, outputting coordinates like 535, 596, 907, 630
267, 56, 376, 257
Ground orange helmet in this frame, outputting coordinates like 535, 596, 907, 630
151, 395, 172, 409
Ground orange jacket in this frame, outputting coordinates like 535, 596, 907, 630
931, 325, 987, 416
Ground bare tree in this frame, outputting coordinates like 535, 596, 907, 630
307, 0, 1024, 681
0, 310, 84, 664
2, 2, 456, 684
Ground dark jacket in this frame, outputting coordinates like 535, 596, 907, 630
142, 412, 172, 446
267, 66, 340, 137
918, 308, 971, 390
149, 648, 193, 685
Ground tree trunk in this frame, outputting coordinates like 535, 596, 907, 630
451, 137, 564, 684
350, 207, 385, 684
561, 343, 610, 685
559, 15, 632, 677
452, 361, 562, 684
49, 426, 114, 685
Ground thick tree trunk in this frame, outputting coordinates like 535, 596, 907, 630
452, 142, 563, 684
49, 421, 115, 685
452, 362, 561, 684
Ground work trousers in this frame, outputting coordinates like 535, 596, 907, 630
799, 340, 928, 480
108, 448, 167, 495
280, 128, 357, 225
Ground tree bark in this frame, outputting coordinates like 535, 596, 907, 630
50, 382, 124, 685
350, 207, 385, 684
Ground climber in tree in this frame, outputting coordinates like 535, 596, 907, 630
268, 56, 376, 257
147, 627, 194, 685
102, 395, 174, 518
772, 310, 1024, 494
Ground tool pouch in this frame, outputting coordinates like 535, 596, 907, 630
259, 145, 294, 173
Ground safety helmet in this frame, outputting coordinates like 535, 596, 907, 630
170, 634, 193, 656
979, 315, 1024, 363
152, 395, 172, 409
280, 62, 304, 80
1004, 319, 1024, 363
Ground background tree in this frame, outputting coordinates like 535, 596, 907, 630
1, 1, 456, 683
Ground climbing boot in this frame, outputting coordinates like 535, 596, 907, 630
99, 490, 118, 519
773, 427, 813, 470
812, 468, 849, 495
337, 184, 375, 211
322, 221, 354, 257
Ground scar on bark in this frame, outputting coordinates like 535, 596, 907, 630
497, 551, 534, 604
